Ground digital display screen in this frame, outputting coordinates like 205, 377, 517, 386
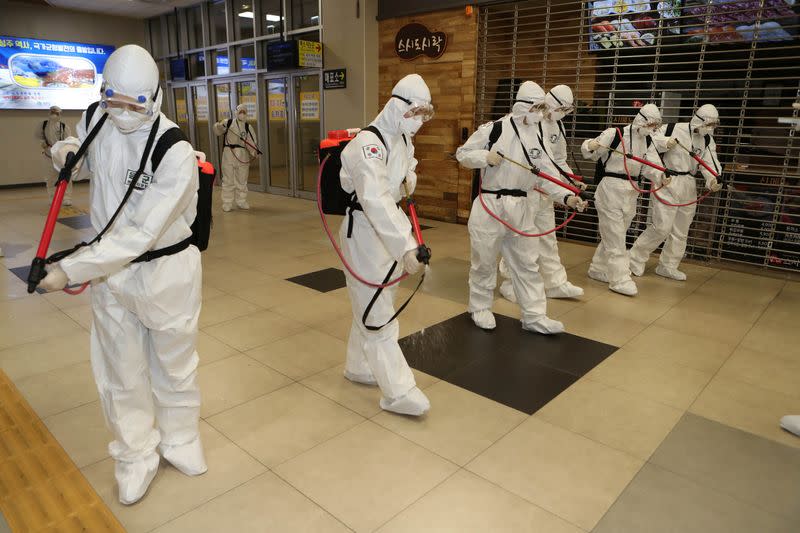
588, 1, 682, 50
0, 35, 114, 109
683, 0, 798, 44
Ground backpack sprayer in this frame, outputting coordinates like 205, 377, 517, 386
477, 150, 589, 237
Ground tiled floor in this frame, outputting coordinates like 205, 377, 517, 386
1, 183, 799, 532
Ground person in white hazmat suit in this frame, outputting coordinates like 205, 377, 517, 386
581, 104, 667, 296
628, 104, 722, 280
39, 105, 74, 206
214, 103, 258, 212
458, 81, 587, 333
498, 84, 585, 303
338, 74, 433, 416
39, 44, 206, 505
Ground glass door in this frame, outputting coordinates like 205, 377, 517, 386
235, 80, 261, 188
265, 76, 290, 193
213, 82, 232, 169
191, 84, 211, 157
173, 87, 190, 138
293, 73, 321, 198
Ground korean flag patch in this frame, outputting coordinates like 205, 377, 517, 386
528, 147, 542, 159
549, 133, 559, 144
363, 144, 384, 160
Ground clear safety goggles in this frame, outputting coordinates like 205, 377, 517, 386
551, 104, 575, 115
100, 84, 159, 115
517, 99, 548, 114
393, 94, 435, 122
695, 114, 719, 129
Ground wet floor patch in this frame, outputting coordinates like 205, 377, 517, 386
287, 267, 347, 293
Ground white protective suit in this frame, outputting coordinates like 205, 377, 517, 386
338, 74, 431, 417
39, 106, 74, 205
629, 104, 721, 280
781, 415, 800, 437
499, 85, 584, 301
50, 45, 206, 505
214, 103, 257, 211
582, 104, 665, 296
458, 81, 580, 334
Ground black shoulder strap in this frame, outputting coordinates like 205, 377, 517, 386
86, 101, 100, 131
401, 133, 407, 146
225, 118, 233, 137
665, 122, 676, 138
557, 120, 566, 139
704, 133, 711, 149
487, 120, 503, 150
42, 120, 47, 137
245, 122, 250, 135
602, 129, 622, 167
151, 126, 189, 172
509, 117, 536, 169
361, 125, 386, 151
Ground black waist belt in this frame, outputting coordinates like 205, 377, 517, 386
346, 198, 400, 239
224, 143, 246, 150
132, 237, 193, 264
603, 172, 631, 180
480, 188, 527, 198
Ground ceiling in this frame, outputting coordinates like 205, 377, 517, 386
43, 0, 202, 19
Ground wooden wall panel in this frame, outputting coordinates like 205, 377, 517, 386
378, 8, 477, 223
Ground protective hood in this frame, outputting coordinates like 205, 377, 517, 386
372, 73, 432, 138
632, 103, 662, 137
236, 103, 247, 120
101, 44, 162, 134
545, 84, 574, 121
691, 103, 719, 136
512, 81, 546, 125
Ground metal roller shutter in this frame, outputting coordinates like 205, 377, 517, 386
475, 0, 800, 273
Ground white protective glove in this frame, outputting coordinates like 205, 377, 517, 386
587, 139, 601, 151
52, 140, 82, 175
402, 249, 422, 275
486, 150, 502, 167
708, 178, 722, 192
666, 137, 678, 150
577, 181, 588, 192
39, 264, 69, 292
565, 195, 588, 212
661, 174, 672, 187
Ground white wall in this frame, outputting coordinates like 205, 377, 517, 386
0, 1, 146, 186
321, 0, 378, 132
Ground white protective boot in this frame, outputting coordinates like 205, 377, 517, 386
380, 387, 430, 416
471, 309, 497, 330
344, 369, 378, 386
780, 415, 800, 437
545, 281, 584, 299
587, 266, 609, 283
522, 316, 565, 335
116, 453, 160, 505
655, 264, 687, 281
610, 279, 638, 296
499, 280, 517, 303
159, 437, 208, 477
629, 259, 645, 277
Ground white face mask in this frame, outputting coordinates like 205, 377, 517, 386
696, 125, 714, 136
237, 112, 247, 121
400, 116, 424, 136
524, 110, 544, 125
106, 107, 149, 133
50, 113, 60, 121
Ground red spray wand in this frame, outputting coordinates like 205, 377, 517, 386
27, 152, 75, 293
402, 180, 431, 264
676, 139, 719, 177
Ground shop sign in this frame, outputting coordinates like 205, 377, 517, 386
323, 68, 346, 90
300, 90, 320, 121
395, 23, 447, 60
298, 40, 323, 68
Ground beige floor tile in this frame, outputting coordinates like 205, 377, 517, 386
274, 421, 458, 533
536, 378, 683, 460
690, 375, 800, 449
16, 361, 97, 418
197, 354, 292, 417
200, 285, 226, 301
83, 421, 267, 533
491, 297, 523, 319
0, 330, 89, 380
655, 306, 754, 345
622, 325, 737, 373
42, 286, 92, 309
623, 274, 700, 305
586, 349, 712, 409
232, 277, 320, 310
672, 292, 769, 324
151, 472, 349, 533
202, 309, 305, 351
44, 400, 110, 468
467, 417, 643, 531
758, 294, 797, 328
315, 314, 353, 342
300, 364, 384, 418
396, 293, 466, 329
270, 292, 352, 327
377, 469, 583, 533
740, 320, 800, 359
208, 383, 363, 468
0, 310, 82, 350
196, 330, 238, 367
372, 381, 526, 466
559, 306, 648, 347
198, 294, 263, 328
250, 256, 326, 279
0, 294, 56, 321
580, 292, 675, 324
694, 276, 783, 307
246, 329, 344, 380
63, 303, 93, 330
718, 347, 800, 399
